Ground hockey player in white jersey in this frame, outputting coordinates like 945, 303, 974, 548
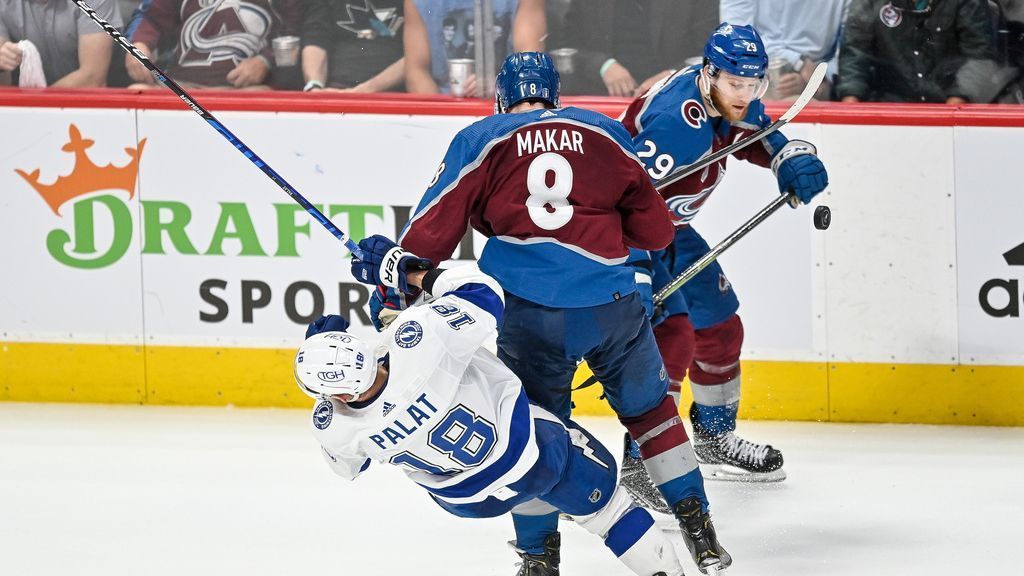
295, 235, 687, 576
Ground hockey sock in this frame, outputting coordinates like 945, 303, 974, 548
619, 396, 708, 511
653, 314, 695, 384
573, 488, 683, 576
512, 511, 559, 555
690, 315, 743, 437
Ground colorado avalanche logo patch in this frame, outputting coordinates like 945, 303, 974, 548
395, 321, 424, 348
680, 99, 708, 129
879, 3, 902, 27
313, 399, 333, 430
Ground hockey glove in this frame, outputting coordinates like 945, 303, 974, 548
305, 314, 350, 338
369, 284, 408, 332
351, 235, 433, 294
771, 139, 828, 205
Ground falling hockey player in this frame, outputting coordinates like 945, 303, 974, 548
296, 251, 689, 576
369, 52, 732, 575
616, 23, 830, 511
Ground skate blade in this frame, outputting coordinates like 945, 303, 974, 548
699, 463, 787, 483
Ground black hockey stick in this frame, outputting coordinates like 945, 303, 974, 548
69, 0, 366, 261
653, 62, 827, 193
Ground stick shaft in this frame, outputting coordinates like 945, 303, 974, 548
69, 0, 365, 260
653, 193, 793, 305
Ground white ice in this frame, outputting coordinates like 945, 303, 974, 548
1, 403, 1021, 576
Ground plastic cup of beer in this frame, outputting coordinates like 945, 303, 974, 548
272, 36, 301, 67
448, 58, 475, 97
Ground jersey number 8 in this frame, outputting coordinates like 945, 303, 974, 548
525, 152, 574, 230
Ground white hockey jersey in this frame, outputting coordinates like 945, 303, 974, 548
309, 266, 539, 506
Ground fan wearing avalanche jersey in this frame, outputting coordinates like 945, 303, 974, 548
297, 259, 687, 576
383, 53, 732, 575
618, 23, 829, 489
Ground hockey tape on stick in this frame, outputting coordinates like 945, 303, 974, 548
653, 63, 827, 193
69, 0, 366, 261
653, 192, 795, 305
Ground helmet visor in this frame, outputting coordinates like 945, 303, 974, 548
708, 68, 769, 102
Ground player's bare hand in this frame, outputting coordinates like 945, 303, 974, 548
226, 56, 269, 88
0, 41, 24, 72
774, 72, 805, 98
634, 70, 673, 97
601, 62, 637, 97
125, 43, 155, 84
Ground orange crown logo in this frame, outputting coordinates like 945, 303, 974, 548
16, 124, 147, 216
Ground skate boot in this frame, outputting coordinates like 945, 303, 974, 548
618, 433, 672, 515
510, 531, 560, 576
691, 403, 786, 482
673, 497, 732, 575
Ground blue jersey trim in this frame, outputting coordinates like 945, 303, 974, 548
605, 507, 655, 557
479, 239, 636, 308
419, 389, 531, 500
445, 283, 505, 325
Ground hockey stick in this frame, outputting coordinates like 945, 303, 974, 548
653, 192, 795, 305
69, 0, 366, 260
573, 192, 802, 393
653, 62, 827, 193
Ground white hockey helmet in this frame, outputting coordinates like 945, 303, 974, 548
294, 332, 379, 400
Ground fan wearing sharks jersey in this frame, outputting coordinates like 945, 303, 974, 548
298, 254, 688, 576
385, 52, 731, 576
618, 24, 828, 490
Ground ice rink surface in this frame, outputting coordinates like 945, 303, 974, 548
1, 402, 1021, 576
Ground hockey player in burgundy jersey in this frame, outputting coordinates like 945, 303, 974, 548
617, 24, 829, 494
379, 52, 732, 575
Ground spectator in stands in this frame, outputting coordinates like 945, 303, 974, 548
837, 0, 996, 103
301, 0, 405, 93
125, 0, 301, 90
0, 0, 121, 88
403, 0, 546, 96
720, 0, 850, 100
552, 0, 718, 97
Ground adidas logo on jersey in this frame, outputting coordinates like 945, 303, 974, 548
382, 402, 396, 417
540, 110, 557, 118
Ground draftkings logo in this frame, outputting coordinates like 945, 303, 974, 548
979, 242, 1024, 318
16, 124, 146, 269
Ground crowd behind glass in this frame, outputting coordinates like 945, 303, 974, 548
1, 0, 1022, 104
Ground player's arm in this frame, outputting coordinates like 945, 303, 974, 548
618, 163, 674, 250
319, 439, 372, 481
399, 133, 485, 264
409, 265, 505, 364
402, 0, 439, 94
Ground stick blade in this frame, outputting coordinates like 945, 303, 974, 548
778, 62, 827, 123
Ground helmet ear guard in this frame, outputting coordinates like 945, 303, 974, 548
495, 51, 561, 114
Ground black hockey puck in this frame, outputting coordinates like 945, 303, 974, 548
813, 205, 831, 230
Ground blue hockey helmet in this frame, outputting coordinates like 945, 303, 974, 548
703, 23, 769, 79
495, 52, 560, 114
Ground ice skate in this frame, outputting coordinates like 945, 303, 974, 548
618, 432, 673, 515
691, 405, 786, 482
510, 531, 560, 576
673, 497, 732, 575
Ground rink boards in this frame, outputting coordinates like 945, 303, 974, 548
0, 92, 1022, 425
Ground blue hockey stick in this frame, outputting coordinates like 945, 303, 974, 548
70, 0, 366, 261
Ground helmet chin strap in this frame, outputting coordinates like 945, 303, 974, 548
699, 67, 722, 117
